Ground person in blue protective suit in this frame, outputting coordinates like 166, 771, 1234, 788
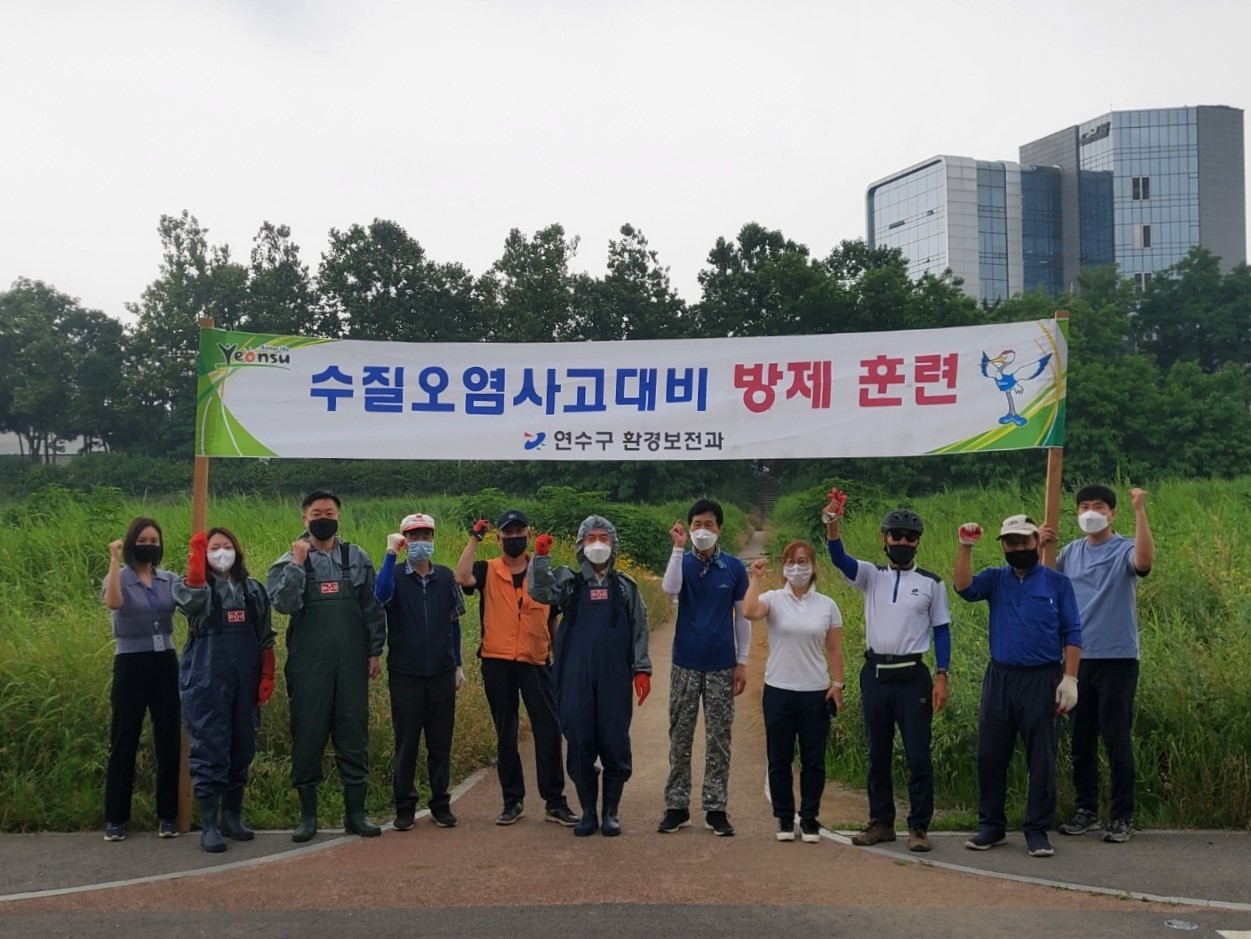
173, 528, 276, 853
374, 512, 466, 831
527, 516, 652, 837
268, 489, 387, 843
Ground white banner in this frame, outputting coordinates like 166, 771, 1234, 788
195, 320, 1067, 460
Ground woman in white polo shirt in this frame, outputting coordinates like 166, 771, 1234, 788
743, 540, 844, 843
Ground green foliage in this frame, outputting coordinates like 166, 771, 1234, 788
769, 477, 1251, 829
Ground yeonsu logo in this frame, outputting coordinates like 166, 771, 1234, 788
217, 342, 292, 369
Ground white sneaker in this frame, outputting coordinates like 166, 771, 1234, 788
776, 818, 795, 842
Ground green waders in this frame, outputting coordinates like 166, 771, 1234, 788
287, 546, 371, 838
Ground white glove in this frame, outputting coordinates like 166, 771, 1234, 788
958, 523, 983, 546
455, 667, 465, 691
386, 533, 405, 555
1056, 675, 1078, 713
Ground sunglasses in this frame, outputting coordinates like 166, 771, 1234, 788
886, 530, 920, 543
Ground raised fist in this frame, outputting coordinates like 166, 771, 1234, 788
749, 557, 767, 578
669, 520, 687, 548
1130, 487, 1148, 511
822, 487, 847, 524
470, 518, 491, 540
290, 540, 310, 565
957, 523, 983, 546
386, 533, 405, 555
533, 533, 553, 556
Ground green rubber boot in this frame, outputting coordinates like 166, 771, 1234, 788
292, 786, 318, 844
344, 783, 381, 838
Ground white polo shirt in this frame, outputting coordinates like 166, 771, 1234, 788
760, 586, 842, 692
845, 561, 950, 656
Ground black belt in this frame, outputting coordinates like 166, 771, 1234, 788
865, 651, 923, 665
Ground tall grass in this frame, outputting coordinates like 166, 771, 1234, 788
767, 477, 1251, 829
0, 486, 674, 832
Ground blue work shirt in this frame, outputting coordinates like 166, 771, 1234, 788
1057, 534, 1146, 659
957, 564, 1082, 666
672, 550, 747, 671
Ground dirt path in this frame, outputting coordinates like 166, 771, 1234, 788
8, 542, 1156, 916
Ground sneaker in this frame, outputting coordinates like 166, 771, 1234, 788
657, 808, 692, 833
1103, 818, 1135, 843
1058, 809, 1102, 836
1025, 831, 1055, 857
157, 820, 179, 838
432, 809, 458, 829
704, 811, 735, 837
393, 813, 415, 832
799, 818, 822, 843
103, 823, 126, 842
496, 802, 525, 825
776, 818, 795, 842
908, 827, 932, 852
964, 829, 1007, 850
544, 805, 577, 826
851, 822, 896, 846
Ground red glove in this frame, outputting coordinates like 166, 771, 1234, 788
258, 648, 276, 706
534, 533, 553, 556
634, 673, 651, 706
186, 532, 209, 588
470, 518, 491, 540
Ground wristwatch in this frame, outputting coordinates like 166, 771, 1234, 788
821, 509, 841, 524
935, 668, 948, 677
830, 680, 845, 690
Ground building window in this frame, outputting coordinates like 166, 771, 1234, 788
1135, 272, 1152, 291
1133, 224, 1152, 249
1132, 176, 1151, 200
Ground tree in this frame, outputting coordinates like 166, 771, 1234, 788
126, 211, 248, 456
478, 224, 590, 343
240, 222, 321, 337
565, 224, 689, 341
318, 219, 485, 341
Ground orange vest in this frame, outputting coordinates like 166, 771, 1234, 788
480, 556, 552, 665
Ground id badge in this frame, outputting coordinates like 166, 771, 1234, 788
153, 633, 165, 652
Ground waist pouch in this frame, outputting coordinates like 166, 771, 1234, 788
867, 651, 923, 684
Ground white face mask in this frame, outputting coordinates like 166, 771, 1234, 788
1077, 510, 1110, 534
583, 542, 612, 565
207, 548, 236, 573
691, 529, 718, 551
783, 563, 812, 586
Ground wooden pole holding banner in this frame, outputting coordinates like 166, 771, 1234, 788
178, 316, 215, 833
1041, 309, 1068, 569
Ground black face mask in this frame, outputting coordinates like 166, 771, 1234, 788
132, 544, 162, 565
885, 543, 916, 567
501, 536, 528, 558
307, 518, 339, 541
1005, 549, 1039, 570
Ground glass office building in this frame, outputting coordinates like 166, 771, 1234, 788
868, 106, 1244, 302
867, 157, 1062, 304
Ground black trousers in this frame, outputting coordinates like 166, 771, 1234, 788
860, 661, 934, 829
977, 661, 1060, 836
1070, 658, 1139, 822
105, 650, 181, 824
480, 657, 567, 810
389, 668, 457, 814
763, 684, 829, 820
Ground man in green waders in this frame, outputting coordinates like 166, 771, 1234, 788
268, 490, 387, 842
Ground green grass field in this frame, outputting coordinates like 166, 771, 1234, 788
766, 477, 1251, 829
0, 486, 688, 832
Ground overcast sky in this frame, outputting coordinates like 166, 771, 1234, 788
2, 0, 1247, 323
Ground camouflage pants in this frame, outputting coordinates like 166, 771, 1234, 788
665, 665, 735, 812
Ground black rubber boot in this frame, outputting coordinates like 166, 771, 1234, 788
601, 777, 624, 837
197, 795, 226, 854
220, 787, 255, 841
344, 783, 382, 837
574, 781, 599, 837
292, 786, 318, 844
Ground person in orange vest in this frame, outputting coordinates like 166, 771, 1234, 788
454, 509, 576, 826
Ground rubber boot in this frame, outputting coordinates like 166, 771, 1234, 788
601, 777, 624, 837
292, 786, 318, 844
220, 787, 255, 841
343, 783, 382, 837
573, 781, 599, 837
197, 794, 227, 854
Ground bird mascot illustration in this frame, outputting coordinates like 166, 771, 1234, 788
980, 349, 1053, 426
